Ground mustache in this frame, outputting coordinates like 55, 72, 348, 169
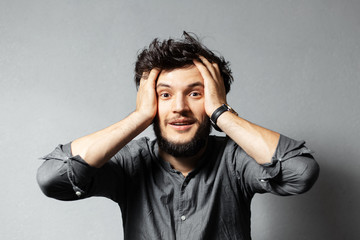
165, 115, 197, 125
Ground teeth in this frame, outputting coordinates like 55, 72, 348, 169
173, 123, 188, 125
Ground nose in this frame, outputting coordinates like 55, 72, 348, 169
172, 94, 189, 113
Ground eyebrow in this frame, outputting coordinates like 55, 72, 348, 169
156, 81, 204, 89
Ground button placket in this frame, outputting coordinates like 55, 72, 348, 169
179, 179, 189, 225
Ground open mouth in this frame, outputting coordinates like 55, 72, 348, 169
171, 122, 192, 126
168, 118, 195, 130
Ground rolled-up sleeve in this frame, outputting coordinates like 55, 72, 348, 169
36, 143, 99, 200
237, 135, 320, 196
37, 142, 128, 204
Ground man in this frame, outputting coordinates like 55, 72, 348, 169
37, 32, 319, 239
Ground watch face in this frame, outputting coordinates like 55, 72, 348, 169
224, 104, 238, 115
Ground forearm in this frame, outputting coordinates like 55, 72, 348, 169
71, 111, 151, 168
217, 111, 280, 164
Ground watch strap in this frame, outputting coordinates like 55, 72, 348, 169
210, 104, 237, 132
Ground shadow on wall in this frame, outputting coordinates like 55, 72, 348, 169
252, 144, 359, 240
306, 149, 360, 240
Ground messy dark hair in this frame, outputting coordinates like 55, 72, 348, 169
134, 31, 233, 94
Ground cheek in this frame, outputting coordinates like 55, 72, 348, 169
192, 103, 207, 118
157, 103, 169, 123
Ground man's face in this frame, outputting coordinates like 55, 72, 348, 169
153, 65, 211, 157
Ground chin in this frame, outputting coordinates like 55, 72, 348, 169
157, 134, 207, 158
167, 132, 196, 143
153, 117, 211, 158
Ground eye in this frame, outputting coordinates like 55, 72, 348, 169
190, 92, 201, 97
160, 92, 170, 98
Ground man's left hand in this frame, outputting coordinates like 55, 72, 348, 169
193, 56, 227, 117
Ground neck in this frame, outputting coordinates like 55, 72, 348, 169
159, 144, 207, 177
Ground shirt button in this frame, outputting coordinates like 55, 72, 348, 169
181, 215, 186, 221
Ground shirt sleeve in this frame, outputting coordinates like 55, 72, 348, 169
234, 134, 320, 197
36, 142, 126, 203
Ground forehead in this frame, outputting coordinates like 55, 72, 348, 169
157, 65, 203, 87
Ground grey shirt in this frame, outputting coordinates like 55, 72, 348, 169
37, 135, 319, 240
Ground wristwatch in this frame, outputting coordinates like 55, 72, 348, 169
210, 104, 238, 132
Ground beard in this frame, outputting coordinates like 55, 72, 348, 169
153, 116, 211, 158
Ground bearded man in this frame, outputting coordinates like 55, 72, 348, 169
37, 32, 319, 240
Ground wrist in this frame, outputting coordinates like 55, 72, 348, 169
210, 103, 238, 132
132, 110, 155, 126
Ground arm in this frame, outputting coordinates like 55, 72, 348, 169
216, 112, 280, 164
71, 69, 160, 167
235, 135, 319, 196
194, 57, 319, 195
193, 57, 279, 164
37, 69, 160, 200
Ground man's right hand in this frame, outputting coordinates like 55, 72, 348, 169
71, 68, 161, 168
135, 68, 161, 124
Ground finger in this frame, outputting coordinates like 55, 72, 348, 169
193, 59, 214, 82
198, 56, 217, 79
140, 69, 160, 88
212, 63, 222, 80
148, 68, 161, 81
140, 71, 150, 80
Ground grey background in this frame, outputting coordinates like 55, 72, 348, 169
1, 0, 359, 239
